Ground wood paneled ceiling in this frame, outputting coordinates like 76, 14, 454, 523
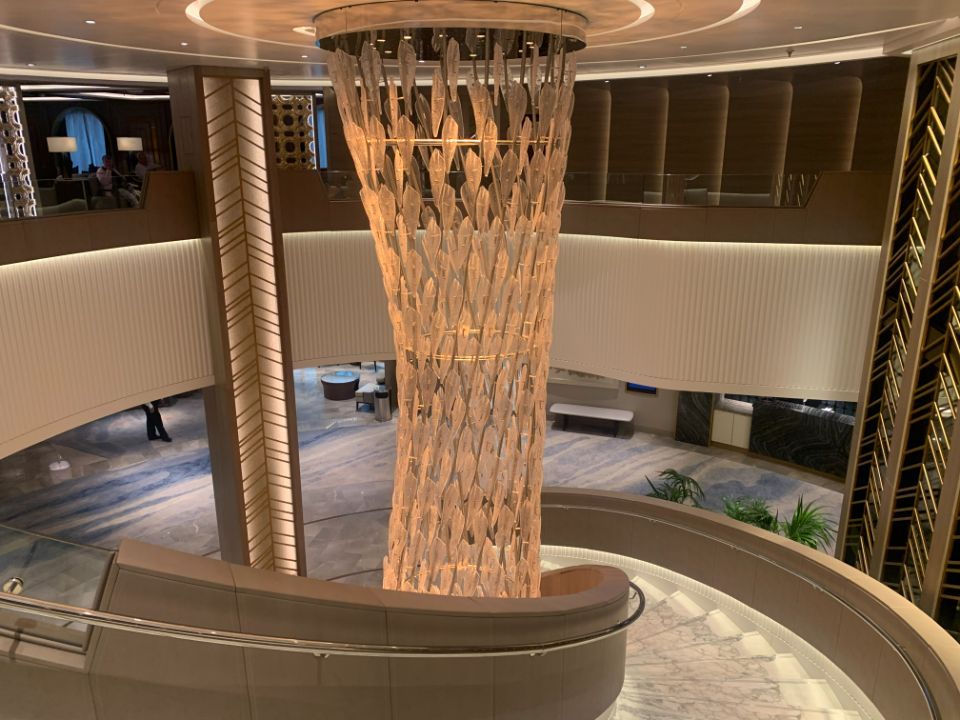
0, 0, 957, 84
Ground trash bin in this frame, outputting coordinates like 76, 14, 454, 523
374, 387, 391, 422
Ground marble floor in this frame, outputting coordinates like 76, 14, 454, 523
0, 364, 845, 586
0, 366, 861, 718
545, 546, 877, 720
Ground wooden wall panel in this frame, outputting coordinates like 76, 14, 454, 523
722, 78, 793, 176
606, 82, 668, 203
852, 59, 912, 172
0, 240, 214, 458
566, 82, 612, 201
664, 82, 730, 181
785, 76, 863, 173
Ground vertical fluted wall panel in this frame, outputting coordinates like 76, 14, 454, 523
284, 230, 394, 365
0, 240, 213, 458
283, 231, 876, 400
551, 235, 877, 399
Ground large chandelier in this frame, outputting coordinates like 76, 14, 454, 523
318, 1, 585, 598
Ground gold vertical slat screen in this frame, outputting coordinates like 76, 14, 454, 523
843, 57, 957, 573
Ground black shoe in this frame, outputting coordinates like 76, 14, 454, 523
160, 436, 172, 443
148, 436, 160, 441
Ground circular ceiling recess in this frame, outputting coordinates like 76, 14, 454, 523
0, 0, 955, 83
313, 1, 588, 59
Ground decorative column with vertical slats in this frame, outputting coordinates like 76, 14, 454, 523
0, 85, 37, 219
169, 67, 305, 575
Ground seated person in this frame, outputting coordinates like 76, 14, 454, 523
134, 151, 161, 183
94, 155, 141, 208
95, 155, 119, 196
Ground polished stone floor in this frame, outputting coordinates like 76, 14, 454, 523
545, 546, 877, 720
0, 364, 844, 586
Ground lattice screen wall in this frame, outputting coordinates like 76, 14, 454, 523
0, 85, 37, 219
271, 94, 316, 169
841, 47, 960, 640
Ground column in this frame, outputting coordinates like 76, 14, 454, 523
168, 66, 305, 575
0, 85, 37, 219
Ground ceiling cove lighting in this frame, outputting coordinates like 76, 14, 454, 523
318, 0, 585, 599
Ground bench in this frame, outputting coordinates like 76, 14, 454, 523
549, 403, 634, 437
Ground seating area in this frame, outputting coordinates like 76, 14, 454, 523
550, 403, 635, 437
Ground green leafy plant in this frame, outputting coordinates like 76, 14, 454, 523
722, 496, 779, 532
778, 496, 837, 550
646, 469, 704, 507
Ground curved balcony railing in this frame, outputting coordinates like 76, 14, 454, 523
541, 488, 960, 720
0, 521, 642, 659
0, 578, 644, 659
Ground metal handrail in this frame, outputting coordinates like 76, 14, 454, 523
543, 499, 944, 720
0, 581, 643, 660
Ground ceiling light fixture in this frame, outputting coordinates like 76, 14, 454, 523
84, 19, 96, 25
301, 54, 309, 58
26, 63, 35, 67
680, 45, 687, 49
180, 42, 189, 46
794, 25, 803, 30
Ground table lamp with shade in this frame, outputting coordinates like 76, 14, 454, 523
46, 136, 77, 177
116, 137, 143, 152
116, 137, 144, 174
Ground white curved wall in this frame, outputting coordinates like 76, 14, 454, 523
553, 235, 878, 399
286, 231, 878, 400
0, 240, 214, 457
0, 231, 878, 458
285, 231, 394, 366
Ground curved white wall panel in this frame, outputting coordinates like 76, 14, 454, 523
284, 231, 877, 400
0, 231, 877, 459
552, 235, 879, 399
285, 231, 394, 366
0, 240, 214, 457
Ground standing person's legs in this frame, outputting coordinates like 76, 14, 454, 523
154, 409, 171, 442
145, 409, 160, 440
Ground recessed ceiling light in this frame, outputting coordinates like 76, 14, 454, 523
301, 54, 309, 59
707, 73, 713, 77
834, 61, 841, 65
469, 52, 477, 58
376, 37, 386, 43
84, 19, 96, 25
680, 45, 687, 50
384, 49, 392, 54
794, 25, 803, 30
403, 34, 412, 40
638, 64, 646, 69
477, 33, 486, 39
26, 63, 35, 67
180, 42, 189, 47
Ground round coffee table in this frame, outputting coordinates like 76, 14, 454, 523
320, 371, 360, 400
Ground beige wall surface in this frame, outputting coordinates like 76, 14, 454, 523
285, 231, 879, 401
546, 382, 680, 436
551, 234, 879, 400
0, 231, 878, 457
0, 239, 214, 458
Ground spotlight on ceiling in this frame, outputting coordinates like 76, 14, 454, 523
84, 19, 96, 25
